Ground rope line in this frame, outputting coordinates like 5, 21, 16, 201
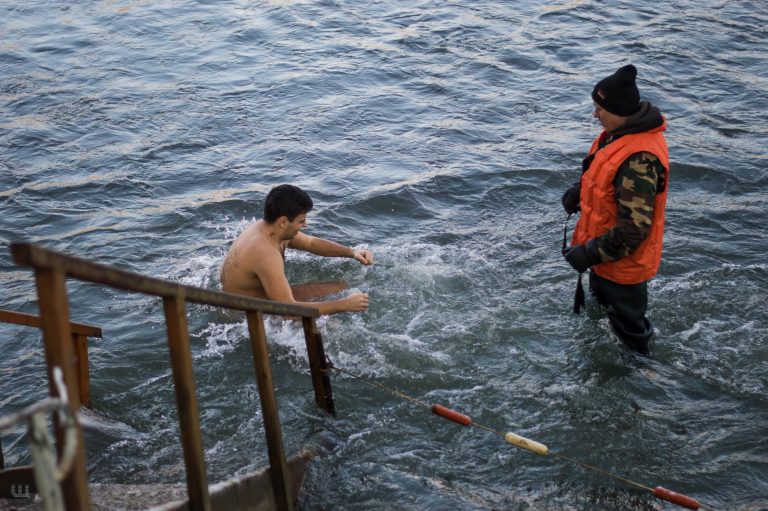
549, 452, 652, 493
465, 420, 654, 493
328, 363, 432, 410
324, 361, 709, 511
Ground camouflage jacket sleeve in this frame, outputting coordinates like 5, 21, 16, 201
592, 151, 666, 262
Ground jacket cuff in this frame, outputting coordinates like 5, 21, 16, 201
585, 239, 602, 265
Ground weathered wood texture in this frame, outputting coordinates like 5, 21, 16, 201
11, 243, 318, 317
163, 297, 211, 511
33, 270, 90, 511
0, 309, 101, 408
301, 317, 336, 415
8, 242, 333, 511
0, 309, 101, 338
246, 311, 293, 511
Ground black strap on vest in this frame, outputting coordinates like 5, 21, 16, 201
562, 213, 586, 314
574, 273, 585, 314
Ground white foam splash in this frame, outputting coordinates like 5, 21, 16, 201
160, 235, 487, 381
199, 320, 247, 358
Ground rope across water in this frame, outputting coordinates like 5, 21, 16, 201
325, 361, 709, 511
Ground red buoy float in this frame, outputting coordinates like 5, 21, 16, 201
653, 486, 700, 510
431, 404, 472, 426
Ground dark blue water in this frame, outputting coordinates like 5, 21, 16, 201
2, 1, 767, 509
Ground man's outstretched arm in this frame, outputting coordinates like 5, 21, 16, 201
288, 232, 373, 265
257, 247, 369, 315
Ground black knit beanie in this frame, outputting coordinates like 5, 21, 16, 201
591, 64, 641, 116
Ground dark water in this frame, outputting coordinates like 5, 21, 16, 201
2, 1, 767, 509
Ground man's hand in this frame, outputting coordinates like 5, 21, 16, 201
561, 182, 581, 215
342, 292, 369, 311
352, 249, 374, 266
563, 240, 601, 273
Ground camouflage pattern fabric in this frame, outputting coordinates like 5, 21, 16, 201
593, 150, 666, 262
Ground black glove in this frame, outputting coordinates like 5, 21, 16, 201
561, 182, 581, 215
563, 240, 601, 273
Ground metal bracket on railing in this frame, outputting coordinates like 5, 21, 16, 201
0, 367, 80, 511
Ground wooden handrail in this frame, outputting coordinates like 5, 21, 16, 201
0, 308, 100, 409
0, 309, 102, 338
10, 242, 334, 511
11, 242, 318, 318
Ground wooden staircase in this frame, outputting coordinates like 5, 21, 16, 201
1, 243, 336, 511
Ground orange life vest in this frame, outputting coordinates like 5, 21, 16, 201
572, 121, 669, 284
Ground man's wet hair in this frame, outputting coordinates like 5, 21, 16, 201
263, 184, 313, 223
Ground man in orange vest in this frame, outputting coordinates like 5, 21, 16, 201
561, 64, 669, 354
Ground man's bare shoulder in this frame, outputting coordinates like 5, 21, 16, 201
232, 224, 282, 265
221, 221, 284, 294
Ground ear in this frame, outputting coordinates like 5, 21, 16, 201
277, 216, 289, 228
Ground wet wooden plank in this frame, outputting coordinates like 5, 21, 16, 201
0, 309, 102, 338
11, 243, 319, 318
0, 309, 100, 408
72, 334, 91, 408
163, 296, 211, 511
245, 311, 292, 511
34, 269, 90, 511
301, 317, 335, 415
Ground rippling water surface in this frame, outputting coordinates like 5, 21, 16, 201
2, 1, 767, 509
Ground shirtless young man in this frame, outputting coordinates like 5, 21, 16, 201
220, 184, 373, 315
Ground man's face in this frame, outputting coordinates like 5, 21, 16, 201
593, 103, 627, 133
281, 213, 307, 240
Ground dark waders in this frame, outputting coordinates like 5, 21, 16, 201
588, 271, 653, 354
563, 214, 654, 354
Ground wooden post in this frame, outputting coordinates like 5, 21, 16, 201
301, 317, 335, 415
162, 296, 210, 511
0, 309, 100, 410
71, 334, 91, 408
34, 269, 90, 511
245, 311, 293, 511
